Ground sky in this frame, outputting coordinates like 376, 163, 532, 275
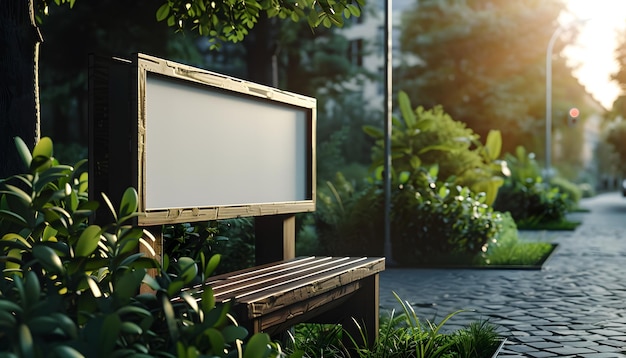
562, 0, 626, 109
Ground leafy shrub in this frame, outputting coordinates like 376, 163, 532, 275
364, 91, 507, 205
163, 218, 257, 275
494, 146, 571, 227
549, 176, 582, 210
493, 179, 569, 227
0, 138, 273, 357
314, 173, 385, 256
390, 169, 503, 266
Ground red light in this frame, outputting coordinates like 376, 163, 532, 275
569, 107, 580, 118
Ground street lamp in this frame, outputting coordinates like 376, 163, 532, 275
545, 19, 586, 179
383, 0, 393, 264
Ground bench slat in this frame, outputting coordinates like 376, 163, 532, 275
180, 256, 384, 319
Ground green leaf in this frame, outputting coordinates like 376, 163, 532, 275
162, 294, 179, 342
398, 171, 411, 184
120, 321, 143, 335
14, 137, 32, 168
0, 299, 24, 315
201, 286, 216, 313
28, 316, 60, 335
52, 346, 84, 358
114, 269, 145, 301
362, 125, 384, 139
243, 333, 271, 358
76, 225, 102, 257
409, 156, 421, 170
31, 137, 54, 166
78, 171, 89, 194
119, 188, 139, 219
204, 254, 221, 278
32, 245, 64, 274
43, 226, 58, 241
101, 192, 117, 221
50, 312, 78, 338
204, 328, 226, 354
0, 210, 28, 227
100, 314, 122, 355
484, 130, 502, 160
2, 185, 32, 205
398, 91, 416, 128
18, 324, 34, 358
86, 276, 103, 298
178, 257, 198, 284
116, 305, 152, 318
347, 4, 361, 17
180, 291, 199, 313
24, 271, 40, 307
0, 309, 17, 327
222, 325, 248, 342
156, 2, 171, 21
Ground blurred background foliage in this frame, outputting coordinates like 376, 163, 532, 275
32, 0, 626, 263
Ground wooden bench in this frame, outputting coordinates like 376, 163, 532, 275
176, 256, 384, 344
88, 53, 385, 348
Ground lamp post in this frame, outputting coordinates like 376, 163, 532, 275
545, 19, 585, 179
545, 26, 563, 179
383, 0, 393, 264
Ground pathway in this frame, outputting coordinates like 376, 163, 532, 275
379, 191, 626, 357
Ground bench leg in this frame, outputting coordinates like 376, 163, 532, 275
341, 274, 380, 349
307, 275, 380, 349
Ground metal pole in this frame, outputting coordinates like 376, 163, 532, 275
383, 0, 393, 264
545, 18, 586, 178
545, 26, 562, 180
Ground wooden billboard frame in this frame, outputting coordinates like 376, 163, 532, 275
89, 53, 316, 228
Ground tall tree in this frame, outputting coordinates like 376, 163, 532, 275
0, 0, 364, 179
1, 1, 42, 178
605, 26, 626, 175
395, 0, 585, 157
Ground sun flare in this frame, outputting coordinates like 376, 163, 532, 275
563, 0, 626, 108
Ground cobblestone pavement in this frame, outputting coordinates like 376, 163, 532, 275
379, 191, 626, 357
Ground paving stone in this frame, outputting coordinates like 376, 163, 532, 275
527, 341, 562, 349
506, 344, 540, 353
546, 346, 598, 355
592, 344, 623, 353
544, 335, 586, 343
526, 352, 561, 358
590, 329, 626, 336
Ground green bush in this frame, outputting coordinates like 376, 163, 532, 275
549, 176, 582, 210
314, 173, 385, 256
494, 147, 571, 226
390, 169, 503, 266
364, 91, 507, 205
493, 179, 570, 226
0, 138, 274, 357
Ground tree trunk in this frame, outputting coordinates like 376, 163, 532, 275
0, 0, 42, 179
243, 14, 275, 87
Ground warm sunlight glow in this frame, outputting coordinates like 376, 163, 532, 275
562, 0, 626, 109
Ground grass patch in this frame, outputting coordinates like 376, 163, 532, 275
516, 219, 581, 230
285, 293, 504, 358
480, 212, 556, 267
483, 239, 555, 266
